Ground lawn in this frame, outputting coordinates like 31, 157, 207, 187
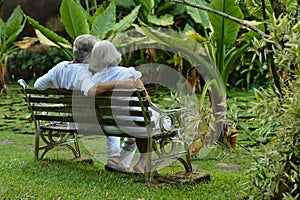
0, 85, 254, 199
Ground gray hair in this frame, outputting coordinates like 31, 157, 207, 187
73, 34, 100, 63
89, 40, 122, 72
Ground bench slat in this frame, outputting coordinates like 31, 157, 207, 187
34, 115, 74, 122
31, 106, 72, 113
31, 106, 149, 116
28, 96, 148, 107
25, 88, 147, 96
28, 97, 73, 104
25, 88, 73, 95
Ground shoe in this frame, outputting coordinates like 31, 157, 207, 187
133, 165, 144, 175
105, 157, 132, 173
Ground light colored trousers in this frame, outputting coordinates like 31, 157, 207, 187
106, 108, 160, 167
106, 137, 136, 167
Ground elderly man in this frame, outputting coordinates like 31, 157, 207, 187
34, 34, 137, 172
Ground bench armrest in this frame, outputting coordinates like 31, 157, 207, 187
149, 101, 186, 114
18, 79, 28, 89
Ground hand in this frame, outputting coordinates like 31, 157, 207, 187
116, 78, 138, 89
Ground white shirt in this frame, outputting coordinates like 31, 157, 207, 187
34, 61, 95, 96
34, 61, 96, 130
91, 66, 142, 83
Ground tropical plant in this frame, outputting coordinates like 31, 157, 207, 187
0, 5, 26, 94
242, 7, 300, 199
133, 0, 265, 144
127, 26, 227, 150
23, 0, 141, 60
7, 45, 66, 84
173, 0, 254, 89
243, 75, 300, 199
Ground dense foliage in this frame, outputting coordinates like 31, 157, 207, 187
242, 8, 300, 199
0, 5, 25, 93
7, 45, 66, 84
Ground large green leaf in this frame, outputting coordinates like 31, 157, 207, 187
5, 5, 24, 37
140, 26, 222, 78
147, 14, 174, 26
3, 6, 25, 47
136, 0, 154, 13
141, 26, 207, 58
115, 0, 136, 8
223, 42, 251, 84
24, 15, 71, 50
25, 15, 72, 59
90, 2, 116, 39
4, 22, 25, 48
208, 0, 244, 48
90, 5, 105, 25
113, 5, 140, 34
207, 0, 244, 83
60, 0, 90, 40
25, 15, 70, 45
187, 0, 211, 29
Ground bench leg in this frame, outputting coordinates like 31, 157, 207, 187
36, 130, 81, 159
34, 129, 40, 160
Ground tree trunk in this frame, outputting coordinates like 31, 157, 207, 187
0, 63, 7, 94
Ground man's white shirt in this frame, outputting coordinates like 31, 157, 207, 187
34, 61, 95, 96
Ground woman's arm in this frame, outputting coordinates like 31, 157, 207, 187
87, 78, 138, 96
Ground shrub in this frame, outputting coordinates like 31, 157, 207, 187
7, 44, 67, 84
242, 12, 300, 200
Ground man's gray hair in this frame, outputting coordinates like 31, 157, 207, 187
73, 34, 100, 63
89, 40, 122, 72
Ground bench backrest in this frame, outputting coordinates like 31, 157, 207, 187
19, 80, 153, 137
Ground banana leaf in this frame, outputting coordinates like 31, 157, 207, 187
223, 42, 251, 84
24, 15, 70, 46
90, 2, 116, 39
140, 25, 224, 94
113, 5, 140, 34
89, 5, 105, 25
4, 6, 25, 47
187, 0, 211, 29
115, 0, 136, 8
208, 0, 244, 84
208, 0, 243, 48
60, 0, 90, 40
147, 14, 174, 26
136, 0, 154, 12
24, 15, 72, 59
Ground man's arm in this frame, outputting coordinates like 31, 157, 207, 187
87, 78, 138, 96
34, 72, 54, 89
34, 61, 69, 89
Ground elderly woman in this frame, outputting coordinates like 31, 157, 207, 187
89, 40, 158, 174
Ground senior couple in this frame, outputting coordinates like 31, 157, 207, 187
34, 34, 152, 175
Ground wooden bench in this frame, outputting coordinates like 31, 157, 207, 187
18, 79, 192, 182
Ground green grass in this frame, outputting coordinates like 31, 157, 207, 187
0, 85, 253, 199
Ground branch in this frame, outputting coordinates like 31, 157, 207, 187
170, 0, 268, 38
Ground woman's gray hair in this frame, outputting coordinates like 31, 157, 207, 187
89, 40, 122, 72
73, 34, 100, 63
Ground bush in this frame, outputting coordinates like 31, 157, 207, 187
242, 12, 300, 200
7, 44, 67, 84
